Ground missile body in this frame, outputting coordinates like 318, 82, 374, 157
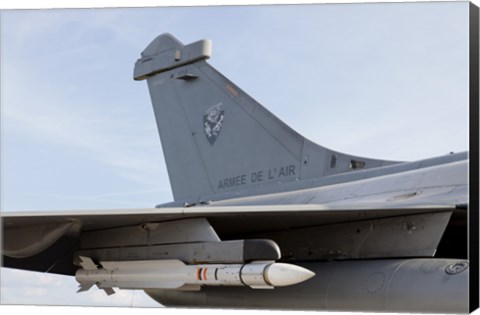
75, 257, 315, 294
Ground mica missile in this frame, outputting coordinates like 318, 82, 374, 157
75, 256, 315, 294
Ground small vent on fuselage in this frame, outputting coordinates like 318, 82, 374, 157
350, 159, 366, 170
330, 155, 337, 168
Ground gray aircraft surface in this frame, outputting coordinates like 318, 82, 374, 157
2, 33, 471, 313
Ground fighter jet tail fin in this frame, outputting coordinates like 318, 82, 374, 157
134, 34, 395, 203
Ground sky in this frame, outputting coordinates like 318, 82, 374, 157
0, 0, 471, 310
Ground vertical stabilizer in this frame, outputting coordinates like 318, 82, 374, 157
134, 34, 394, 203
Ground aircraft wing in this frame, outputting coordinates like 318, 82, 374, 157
2, 194, 465, 274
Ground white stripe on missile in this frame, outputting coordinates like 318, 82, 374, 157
75, 257, 315, 294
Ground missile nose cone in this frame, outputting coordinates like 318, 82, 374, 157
265, 263, 315, 287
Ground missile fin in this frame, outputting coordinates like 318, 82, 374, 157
102, 287, 116, 296
78, 256, 98, 270
96, 284, 116, 296
77, 283, 94, 293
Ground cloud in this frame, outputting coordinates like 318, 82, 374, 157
2, 9, 174, 208
2, 36, 170, 196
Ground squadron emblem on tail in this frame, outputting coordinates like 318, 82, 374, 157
204, 103, 224, 145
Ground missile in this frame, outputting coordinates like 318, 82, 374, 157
75, 256, 315, 295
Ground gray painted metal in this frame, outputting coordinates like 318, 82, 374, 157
254, 211, 453, 260
134, 35, 211, 80
75, 239, 281, 264
68, 203, 452, 268
134, 33, 399, 202
3, 221, 78, 258
167, 151, 467, 206
1, 205, 457, 239
80, 218, 219, 249
148, 258, 469, 313
211, 159, 467, 208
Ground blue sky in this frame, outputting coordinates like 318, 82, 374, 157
0, 1, 471, 308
